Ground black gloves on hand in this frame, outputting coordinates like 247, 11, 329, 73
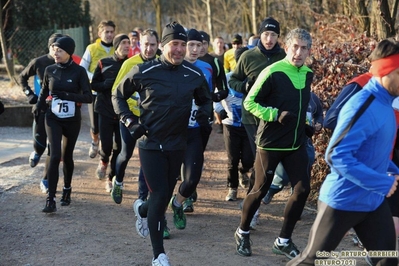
305, 124, 315, 138
277, 111, 297, 125
212, 89, 228, 102
52, 91, 69, 100
103, 78, 116, 89
27, 94, 38, 104
128, 124, 148, 140
217, 109, 228, 120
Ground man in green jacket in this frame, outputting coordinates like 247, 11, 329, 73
234, 28, 313, 260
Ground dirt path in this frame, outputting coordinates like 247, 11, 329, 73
0, 122, 370, 266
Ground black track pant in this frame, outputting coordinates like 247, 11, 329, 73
88, 96, 99, 135
138, 149, 185, 258
45, 116, 81, 199
287, 200, 397, 266
98, 115, 121, 180
179, 127, 204, 198
240, 144, 310, 237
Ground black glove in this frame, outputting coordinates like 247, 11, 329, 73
277, 110, 297, 125
305, 124, 315, 138
212, 89, 228, 102
27, 94, 38, 104
52, 91, 69, 100
129, 124, 148, 140
245, 76, 256, 93
103, 78, 116, 89
217, 109, 228, 120
0, 101, 4, 115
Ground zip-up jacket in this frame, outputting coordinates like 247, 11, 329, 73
111, 53, 157, 117
92, 53, 128, 119
229, 45, 285, 124
188, 59, 213, 128
243, 58, 313, 150
37, 60, 93, 122
112, 55, 212, 151
321, 78, 399, 211
323, 72, 372, 130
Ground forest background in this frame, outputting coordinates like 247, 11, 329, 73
1, 0, 399, 201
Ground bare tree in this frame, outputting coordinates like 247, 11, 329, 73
0, 0, 15, 84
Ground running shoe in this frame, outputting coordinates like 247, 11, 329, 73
111, 176, 123, 204
105, 179, 113, 193
29, 151, 41, 168
183, 198, 194, 213
133, 199, 149, 238
225, 188, 237, 201
262, 190, 275, 205
169, 195, 186, 229
272, 238, 300, 259
250, 210, 260, 230
60, 187, 71, 206
96, 160, 108, 180
40, 179, 48, 194
42, 197, 57, 213
234, 229, 252, 256
163, 219, 170, 239
152, 253, 171, 266
89, 141, 99, 158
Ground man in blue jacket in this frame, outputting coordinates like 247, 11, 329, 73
288, 39, 399, 266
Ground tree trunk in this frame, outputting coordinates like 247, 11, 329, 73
152, 0, 162, 37
0, 0, 16, 85
251, 0, 256, 35
356, 0, 370, 36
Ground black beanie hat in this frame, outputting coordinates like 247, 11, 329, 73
53, 36, 75, 56
187, 29, 203, 43
232, 34, 243, 44
161, 21, 187, 46
48, 33, 64, 48
259, 17, 280, 35
113, 34, 130, 50
199, 31, 210, 43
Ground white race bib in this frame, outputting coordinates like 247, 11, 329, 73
188, 99, 199, 127
51, 98, 75, 118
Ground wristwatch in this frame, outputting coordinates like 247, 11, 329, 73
24, 89, 31, 95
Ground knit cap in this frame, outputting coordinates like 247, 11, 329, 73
161, 21, 187, 46
48, 33, 64, 48
53, 36, 75, 56
232, 34, 243, 44
199, 31, 210, 43
113, 34, 130, 50
187, 29, 203, 42
259, 17, 280, 35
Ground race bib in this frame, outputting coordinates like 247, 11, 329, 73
188, 99, 199, 127
51, 98, 75, 118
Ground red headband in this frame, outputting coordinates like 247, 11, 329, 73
370, 53, 399, 77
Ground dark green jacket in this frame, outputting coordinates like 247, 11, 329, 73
243, 58, 313, 150
228, 45, 285, 124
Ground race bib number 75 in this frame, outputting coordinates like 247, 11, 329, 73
51, 98, 75, 118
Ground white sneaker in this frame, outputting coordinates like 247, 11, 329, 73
96, 160, 108, 180
89, 141, 99, 158
105, 179, 113, 193
40, 179, 48, 194
152, 253, 171, 266
133, 199, 149, 238
225, 188, 237, 201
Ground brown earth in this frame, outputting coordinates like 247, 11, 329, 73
0, 80, 370, 266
